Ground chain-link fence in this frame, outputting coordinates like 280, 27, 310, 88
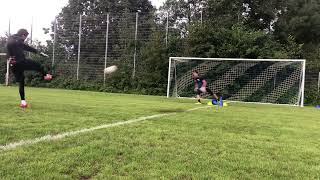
50, 12, 165, 84
0, 12, 170, 85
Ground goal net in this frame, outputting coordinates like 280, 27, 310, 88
167, 57, 306, 107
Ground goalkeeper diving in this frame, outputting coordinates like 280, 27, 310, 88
192, 70, 222, 105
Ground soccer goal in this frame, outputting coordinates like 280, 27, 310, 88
167, 57, 306, 107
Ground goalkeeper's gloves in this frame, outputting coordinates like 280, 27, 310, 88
40, 52, 49, 57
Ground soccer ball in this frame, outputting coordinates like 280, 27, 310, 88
104, 65, 118, 75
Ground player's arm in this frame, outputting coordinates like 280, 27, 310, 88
23, 43, 49, 57
22, 43, 38, 54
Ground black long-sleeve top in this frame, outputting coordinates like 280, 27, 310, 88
6, 34, 38, 61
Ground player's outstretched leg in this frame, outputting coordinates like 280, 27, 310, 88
23, 59, 52, 81
206, 88, 219, 106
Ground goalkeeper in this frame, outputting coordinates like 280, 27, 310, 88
192, 70, 221, 105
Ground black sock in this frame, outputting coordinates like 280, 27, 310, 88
198, 99, 201, 103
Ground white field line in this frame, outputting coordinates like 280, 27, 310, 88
0, 107, 207, 152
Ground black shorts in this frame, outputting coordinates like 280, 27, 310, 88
11, 59, 44, 82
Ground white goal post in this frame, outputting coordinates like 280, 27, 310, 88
167, 57, 306, 107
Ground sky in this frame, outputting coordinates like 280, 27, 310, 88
0, 0, 166, 42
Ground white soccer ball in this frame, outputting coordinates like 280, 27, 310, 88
104, 65, 118, 75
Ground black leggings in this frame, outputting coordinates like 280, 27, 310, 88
11, 59, 47, 100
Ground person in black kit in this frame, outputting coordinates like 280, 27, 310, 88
192, 70, 221, 105
6, 29, 52, 108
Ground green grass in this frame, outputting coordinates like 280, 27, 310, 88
0, 86, 319, 179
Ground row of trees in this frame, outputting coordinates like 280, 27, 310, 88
1, 0, 319, 103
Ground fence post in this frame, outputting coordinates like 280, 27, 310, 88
165, 12, 169, 48
30, 17, 33, 44
133, 12, 138, 78
318, 71, 320, 93
104, 14, 110, 85
52, 17, 57, 71
5, 19, 11, 86
77, 14, 82, 80
5, 59, 9, 86
8, 18, 11, 35
29, 17, 33, 58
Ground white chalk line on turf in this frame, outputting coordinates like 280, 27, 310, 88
0, 106, 207, 152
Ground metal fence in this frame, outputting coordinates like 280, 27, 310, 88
50, 12, 167, 84
0, 12, 172, 85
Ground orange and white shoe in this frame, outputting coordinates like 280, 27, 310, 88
44, 74, 52, 81
19, 103, 28, 108
19, 101, 28, 108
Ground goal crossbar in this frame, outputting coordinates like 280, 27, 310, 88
170, 57, 306, 62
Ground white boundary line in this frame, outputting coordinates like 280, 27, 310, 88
0, 107, 206, 152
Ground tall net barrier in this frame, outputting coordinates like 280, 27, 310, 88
167, 57, 306, 106
50, 12, 156, 84
0, 12, 167, 94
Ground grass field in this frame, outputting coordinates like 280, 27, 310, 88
0, 86, 319, 179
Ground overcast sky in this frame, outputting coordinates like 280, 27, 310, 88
0, 0, 166, 42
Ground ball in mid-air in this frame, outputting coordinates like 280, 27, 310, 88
104, 65, 118, 75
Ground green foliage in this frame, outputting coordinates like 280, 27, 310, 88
305, 84, 320, 105
158, 0, 205, 35
274, 0, 320, 67
185, 23, 302, 59
275, 0, 320, 44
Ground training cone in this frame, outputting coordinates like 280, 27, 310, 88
212, 99, 218, 105
207, 101, 213, 106
223, 102, 228, 107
